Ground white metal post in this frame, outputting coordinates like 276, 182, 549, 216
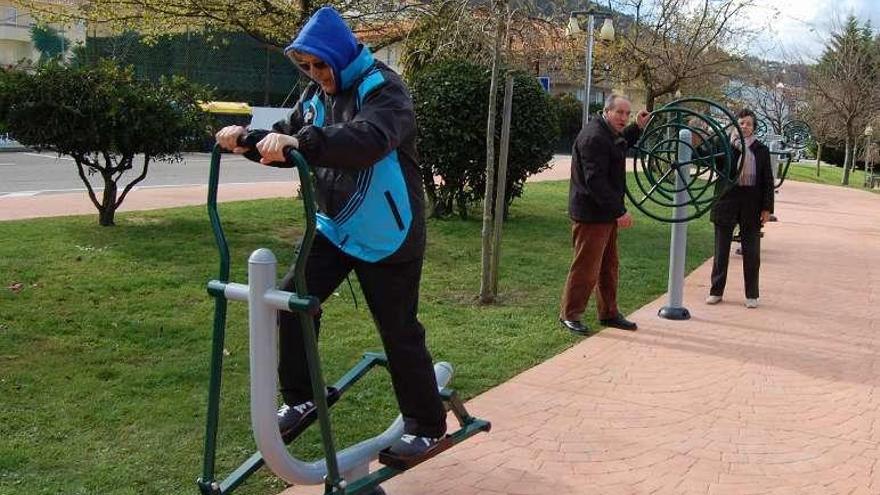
659, 129, 692, 320
582, 14, 596, 128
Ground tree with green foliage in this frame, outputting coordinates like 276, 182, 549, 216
806, 16, 880, 186
5, 62, 212, 226
30, 24, 69, 63
16, 0, 438, 49
411, 58, 559, 219
550, 93, 583, 152
0, 69, 28, 134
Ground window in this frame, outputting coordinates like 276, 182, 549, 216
3, 7, 17, 26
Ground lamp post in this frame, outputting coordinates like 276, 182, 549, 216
864, 125, 874, 187
774, 81, 786, 136
567, 7, 615, 127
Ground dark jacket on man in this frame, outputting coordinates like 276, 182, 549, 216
568, 116, 641, 223
710, 139, 774, 227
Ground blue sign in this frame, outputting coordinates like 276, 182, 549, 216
537, 76, 551, 92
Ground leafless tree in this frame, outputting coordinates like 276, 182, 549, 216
801, 95, 843, 177
607, 0, 758, 110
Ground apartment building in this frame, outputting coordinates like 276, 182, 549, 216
0, 0, 85, 67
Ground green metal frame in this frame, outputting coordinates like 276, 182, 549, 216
627, 98, 743, 223
771, 150, 793, 190
197, 145, 490, 495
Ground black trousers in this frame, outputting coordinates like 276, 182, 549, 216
277, 234, 446, 438
710, 222, 761, 299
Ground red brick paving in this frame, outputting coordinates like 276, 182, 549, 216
0, 181, 298, 221
279, 180, 880, 494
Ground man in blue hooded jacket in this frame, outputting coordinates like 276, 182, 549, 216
215, 6, 445, 458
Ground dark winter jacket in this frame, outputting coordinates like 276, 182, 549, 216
568, 116, 641, 223
710, 138, 775, 227
245, 8, 424, 263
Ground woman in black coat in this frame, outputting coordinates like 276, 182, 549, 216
706, 109, 774, 308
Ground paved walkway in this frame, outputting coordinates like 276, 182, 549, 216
366, 180, 880, 495
272, 180, 880, 495
0, 182, 299, 221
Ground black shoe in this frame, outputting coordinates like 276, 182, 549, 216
388, 434, 441, 458
559, 319, 589, 335
600, 314, 638, 331
277, 400, 316, 438
277, 387, 341, 441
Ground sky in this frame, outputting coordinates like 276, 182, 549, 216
744, 0, 880, 62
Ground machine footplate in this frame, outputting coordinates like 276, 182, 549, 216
377, 435, 456, 471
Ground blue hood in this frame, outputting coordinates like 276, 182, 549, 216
285, 6, 364, 91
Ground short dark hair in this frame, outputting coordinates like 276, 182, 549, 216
736, 108, 757, 125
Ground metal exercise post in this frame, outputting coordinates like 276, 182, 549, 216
658, 129, 692, 320
627, 97, 742, 321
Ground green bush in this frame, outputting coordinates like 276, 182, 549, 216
30, 24, 69, 63
0, 68, 27, 134
551, 93, 583, 153
6, 61, 213, 225
411, 59, 559, 218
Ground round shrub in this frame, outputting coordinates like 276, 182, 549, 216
411, 59, 559, 218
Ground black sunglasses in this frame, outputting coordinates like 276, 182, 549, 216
297, 60, 328, 72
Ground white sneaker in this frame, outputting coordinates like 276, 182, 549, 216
705, 295, 722, 305
745, 298, 758, 309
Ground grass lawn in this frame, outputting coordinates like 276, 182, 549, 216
786, 161, 879, 193
0, 179, 715, 495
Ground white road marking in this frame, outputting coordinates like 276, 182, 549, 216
2, 191, 40, 197
23, 153, 75, 161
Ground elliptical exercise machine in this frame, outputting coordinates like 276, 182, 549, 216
196, 141, 491, 495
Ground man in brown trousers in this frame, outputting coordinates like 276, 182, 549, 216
559, 94, 649, 335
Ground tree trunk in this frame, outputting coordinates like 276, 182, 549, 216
422, 173, 438, 218
489, 73, 514, 296
457, 193, 468, 220
99, 173, 118, 226
298, 0, 314, 22
816, 142, 822, 177
479, 0, 506, 304
842, 136, 852, 186
645, 89, 656, 112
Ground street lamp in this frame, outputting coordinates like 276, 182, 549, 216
865, 125, 874, 186
567, 7, 615, 127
